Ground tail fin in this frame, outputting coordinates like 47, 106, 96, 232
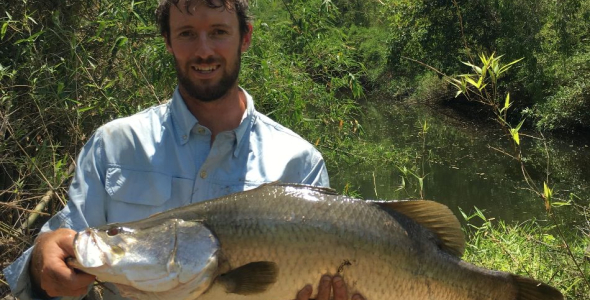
512, 274, 563, 300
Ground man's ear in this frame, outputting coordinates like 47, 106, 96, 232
240, 23, 253, 53
163, 33, 173, 54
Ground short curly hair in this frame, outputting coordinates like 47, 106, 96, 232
156, 0, 251, 38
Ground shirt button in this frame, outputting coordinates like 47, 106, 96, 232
197, 127, 206, 134
200, 170, 208, 179
182, 135, 187, 140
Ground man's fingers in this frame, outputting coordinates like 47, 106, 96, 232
70, 272, 96, 287
55, 230, 77, 257
316, 275, 332, 300
32, 228, 95, 297
332, 276, 348, 300
295, 275, 365, 300
43, 264, 92, 297
296, 284, 312, 300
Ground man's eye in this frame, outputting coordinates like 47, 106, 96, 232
179, 31, 193, 37
213, 29, 227, 36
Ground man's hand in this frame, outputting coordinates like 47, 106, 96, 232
296, 275, 365, 300
30, 228, 96, 297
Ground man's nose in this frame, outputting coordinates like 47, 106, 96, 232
193, 33, 215, 59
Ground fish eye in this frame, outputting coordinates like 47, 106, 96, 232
106, 227, 121, 236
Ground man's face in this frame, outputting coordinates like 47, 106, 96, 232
165, 0, 251, 102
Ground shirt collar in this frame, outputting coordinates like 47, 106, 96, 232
170, 87, 198, 146
170, 86, 256, 151
234, 88, 255, 157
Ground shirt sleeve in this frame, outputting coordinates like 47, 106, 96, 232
3, 129, 109, 300
300, 151, 330, 188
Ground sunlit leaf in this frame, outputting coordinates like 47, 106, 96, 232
544, 182, 553, 199
504, 93, 511, 110
14, 30, 45, 44
510, 128, 520, 145
78, 106, 94, 113
110, 36, 129, 54
544, 182, 553, 212
515, 119, 525, 131
465, 76, 480, 88
1, 22, 8, 40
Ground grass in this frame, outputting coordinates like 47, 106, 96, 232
462, 207, 590, 300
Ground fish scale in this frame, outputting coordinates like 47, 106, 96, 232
71, 183, 563, 300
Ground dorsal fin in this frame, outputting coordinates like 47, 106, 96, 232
373, 200, 465, 257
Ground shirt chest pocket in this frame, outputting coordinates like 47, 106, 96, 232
104, 167, 194, 222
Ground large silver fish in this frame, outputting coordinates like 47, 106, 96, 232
69, 183, 563, 300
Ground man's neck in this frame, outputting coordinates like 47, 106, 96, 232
179, 85, 247, 143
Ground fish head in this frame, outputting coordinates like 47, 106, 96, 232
71, 219, 219, 297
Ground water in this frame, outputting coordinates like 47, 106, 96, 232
329, 100, 590, 223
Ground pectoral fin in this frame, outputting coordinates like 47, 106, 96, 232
218, 261, 278, 295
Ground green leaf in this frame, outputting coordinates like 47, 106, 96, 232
504, 93, 511, 111
78, 106, 94, 113
132, 11, 146, 26
465, 76, 480, 89
510, 128, 520, 145
499, 57, 524, 75
421, 120, 428, 132
474, 65, 482, 74
515, 119, 525, 131
14, 30, 45, 44
461, 61, 477, 69
110, 36, 129, 54
474, 206, 487, 222
551, 201, 572, 207
57, 82, 64, 95
543, 182, 553, 212
544, 182, 553, 200
542, 234, 556, 243
1, 22, 8, 40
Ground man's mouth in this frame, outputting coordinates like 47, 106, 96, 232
191, 65, 220, 74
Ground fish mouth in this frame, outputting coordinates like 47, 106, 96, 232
73, 229, 109, 268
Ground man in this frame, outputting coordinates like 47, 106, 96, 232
4, 1, 364, 300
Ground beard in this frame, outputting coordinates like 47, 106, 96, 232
174, 51, 241, 102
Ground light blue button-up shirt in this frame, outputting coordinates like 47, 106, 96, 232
4, 87, 329, 300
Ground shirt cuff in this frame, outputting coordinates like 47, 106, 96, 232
3, 247, 65, 300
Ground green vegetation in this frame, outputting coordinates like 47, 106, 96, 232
1, 0, 589, 298
449, 52, 589, 299
462, 208, 589, 299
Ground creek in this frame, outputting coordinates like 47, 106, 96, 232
329, 100, 590, 224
